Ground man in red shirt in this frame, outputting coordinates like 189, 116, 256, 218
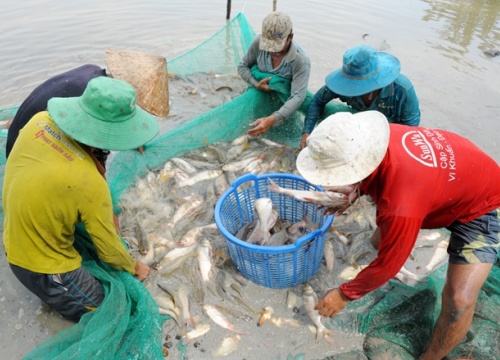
296, 111, 500, 359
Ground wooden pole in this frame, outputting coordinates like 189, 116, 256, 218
226, 0, 231, 21
273, 0, 277, 11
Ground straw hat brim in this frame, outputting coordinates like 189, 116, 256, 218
105, 48, 170, 117
48, 97, 159, 151
296, 111, 390, 187
325, 52, 400, 97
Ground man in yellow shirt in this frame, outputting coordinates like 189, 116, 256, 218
2, 77, 159, 321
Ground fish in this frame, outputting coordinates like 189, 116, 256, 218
170, 195, 204, 224
204, 142, 228, 164
214, 173, 230, 197
246, 197, 275, 245
221, 152, 264, 172
394, 266, 423, 285
197, 239, 214, 284
176, 283, 194, 328
184, 323, 211, 341
243, 154, 266, 173
266, 178, 349, 208
226, 136, 250, 160
178, 223, 217, 247
177, 169, 224, 188
203, 304, 247, 334
424, 240, 450, 273
301, 284, 331, 341
213, 334, 241, 357
135, 222, 150, 255
338, 264, 368, 281
159, 161, 176, 180
323, 239, 335, 271
170, 157, 198, 175
267, 227, 289, 246
153, 243, 198, 273
213, 304, 252, 322
257, 306, 274, 326
269, 316, 301, 328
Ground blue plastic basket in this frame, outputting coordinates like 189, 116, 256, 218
214, 173, 334, 289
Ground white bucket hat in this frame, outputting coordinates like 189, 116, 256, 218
296, 111, 390, 187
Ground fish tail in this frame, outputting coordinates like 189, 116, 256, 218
266, 178, 280, 193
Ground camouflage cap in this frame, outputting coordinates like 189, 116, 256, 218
259, 11, 293, 53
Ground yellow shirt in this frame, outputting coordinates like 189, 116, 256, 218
3, 111, 135, 274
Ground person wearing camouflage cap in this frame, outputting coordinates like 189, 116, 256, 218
238, 11, 311, 136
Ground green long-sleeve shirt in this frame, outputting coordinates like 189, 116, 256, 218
3, 111, 135, 274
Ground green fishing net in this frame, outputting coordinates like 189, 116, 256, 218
1, 11, 499, 360
24, 224, 165, 360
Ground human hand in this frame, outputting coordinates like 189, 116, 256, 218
300, 133, 309, 149
134, 260, 150, 281
314, 288, 350, 317
255, 77, 272, 92
113, 214, 121, 235
247, 115, 276, 136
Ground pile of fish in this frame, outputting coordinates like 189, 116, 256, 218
116, 131, 452, 358
114, 72, 451, 358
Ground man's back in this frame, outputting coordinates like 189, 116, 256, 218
6, 64, 106, 157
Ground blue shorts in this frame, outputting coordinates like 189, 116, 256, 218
446, 208, 500, 265
9, 264, 104, 321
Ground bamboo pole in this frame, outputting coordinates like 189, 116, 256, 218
226, 0, 231, 21
273, 0, 277, 11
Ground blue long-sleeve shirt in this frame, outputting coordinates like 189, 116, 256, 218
303, 74, 420, 134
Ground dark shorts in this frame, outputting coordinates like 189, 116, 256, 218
446, 208, 500, 265
9, 264, 104, 321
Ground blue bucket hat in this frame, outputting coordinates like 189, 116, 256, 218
325, 45, 400, 97
48, 77, 159, 151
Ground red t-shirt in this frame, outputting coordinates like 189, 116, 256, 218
340, 124, 500, 300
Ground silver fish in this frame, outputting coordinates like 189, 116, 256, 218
338, 264, 368, 281
267, 178, 349, 207
153, 243, 198, 273
170, 157, 198, 175
184, 323, 211, 341
178, 223, 217, 247
203, 304, 247, 334
424, 240, 449, 273
135, 223, 149, 255
323, 239, 335, 271
177, 169, 224, 188
302, 284, 331, 341
247, 197, 275, 245
197, 239, 213, 284
214, 173, 230, 197
213, 334, 241, 357
221, 153, 264, 172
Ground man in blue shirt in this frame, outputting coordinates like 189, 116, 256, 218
301, 45, 420, 148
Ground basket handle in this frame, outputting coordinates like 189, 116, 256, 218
293, 228, 324, 248
231, 173, 259, 188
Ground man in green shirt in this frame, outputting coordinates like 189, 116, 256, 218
2, 77, 159, 321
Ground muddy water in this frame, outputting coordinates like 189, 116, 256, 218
0, 0, 499, 358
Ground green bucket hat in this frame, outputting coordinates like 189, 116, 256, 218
47, 77, 159, 151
